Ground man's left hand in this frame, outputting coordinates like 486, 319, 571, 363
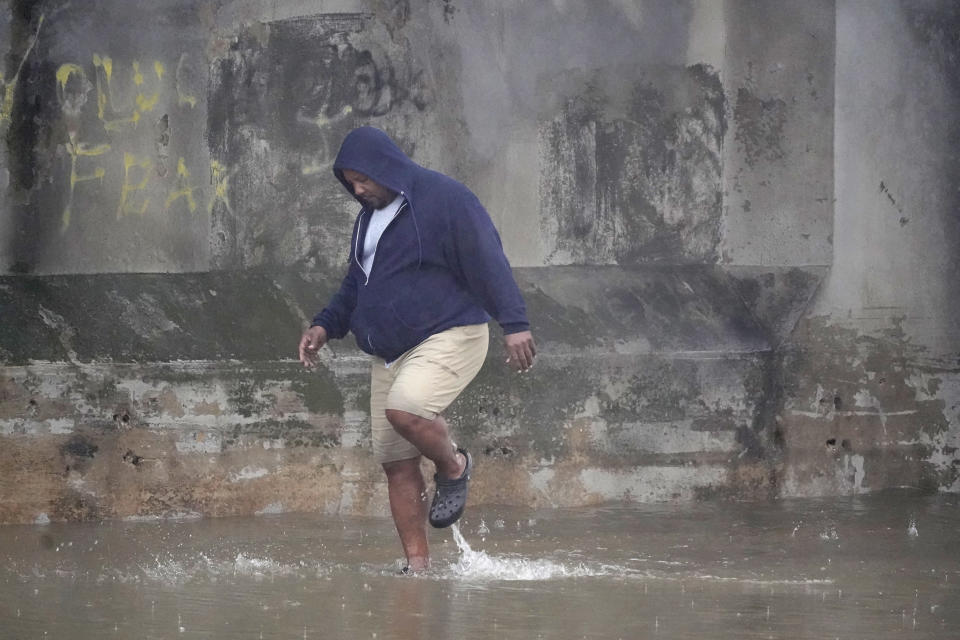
504, 331, 536, 372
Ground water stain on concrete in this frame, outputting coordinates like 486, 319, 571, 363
540, 65, 725, 265
733, 87, 787, 168
60, 434, 98, 459
207, 12, 428, 271
780, 316, 957, 496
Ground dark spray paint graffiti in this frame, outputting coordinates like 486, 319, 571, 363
207, 14, 428, 271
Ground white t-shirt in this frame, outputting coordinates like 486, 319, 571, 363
361, 195, 405, 275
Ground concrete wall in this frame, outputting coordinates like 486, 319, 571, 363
2, 0, 212, 274
778, 0, 960, 496
1, 0, 16, 259
0, 0, 957, 523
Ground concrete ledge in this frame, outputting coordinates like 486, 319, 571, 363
1, 265, 779, 363
0, 272, 334, 364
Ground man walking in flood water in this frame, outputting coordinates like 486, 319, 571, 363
298, 126, 535, 572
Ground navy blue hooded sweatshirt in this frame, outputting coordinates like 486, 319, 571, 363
311, 127, 529, 362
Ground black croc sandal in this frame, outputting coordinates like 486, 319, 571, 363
429, 448, 472, 528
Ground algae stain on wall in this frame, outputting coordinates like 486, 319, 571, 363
733, 86, 787, 168
538, 64, 725, 266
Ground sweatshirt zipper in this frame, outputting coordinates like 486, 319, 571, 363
353, 210, 368, 282
356, 197, 408, 286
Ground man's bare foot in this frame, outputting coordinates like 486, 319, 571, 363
401, 557, 430, 574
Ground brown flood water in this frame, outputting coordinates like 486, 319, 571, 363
1, 490, 958, 639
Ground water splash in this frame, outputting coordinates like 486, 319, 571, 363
133, 552, 326, 585
233, 553, 304, 579
819, 526, 839, 541
445, 524, 612, 581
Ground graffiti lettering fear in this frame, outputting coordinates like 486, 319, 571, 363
53, 54, 221, 232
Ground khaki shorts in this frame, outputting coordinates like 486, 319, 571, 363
370, 323, 489, 464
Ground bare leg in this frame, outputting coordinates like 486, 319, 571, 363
384, 410, 466, 479
382, 411, 469, 568
382, 457, 430, 571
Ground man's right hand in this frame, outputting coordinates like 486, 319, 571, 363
298, 325, 329, 367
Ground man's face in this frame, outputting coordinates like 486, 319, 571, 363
342, 169, 396, 210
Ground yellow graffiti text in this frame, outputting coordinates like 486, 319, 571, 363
51, 50, 210, 228
166, 157, 198, 213
55, 63, 85, 92
301, 162, 324, 176
62, 137, 111, 231
117, 153, 153, 218
209, 160, 233, 214
92, 55, 165, 131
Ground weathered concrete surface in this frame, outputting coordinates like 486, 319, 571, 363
3, 0, 832, 277
722, 265, 827, 346
0, 350, 773, 523
2, 0, 212, 274
0, 272, 331, 363
207, 8, 433, 270
720, 0, 835, 266
778, 318, 958, 497
0, 0, 958, 523
0, 267, 777, 522
536, 64, 726, 265
777, 0, 960, 497
0, 360, 369, 522
0, 0, 18, 265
